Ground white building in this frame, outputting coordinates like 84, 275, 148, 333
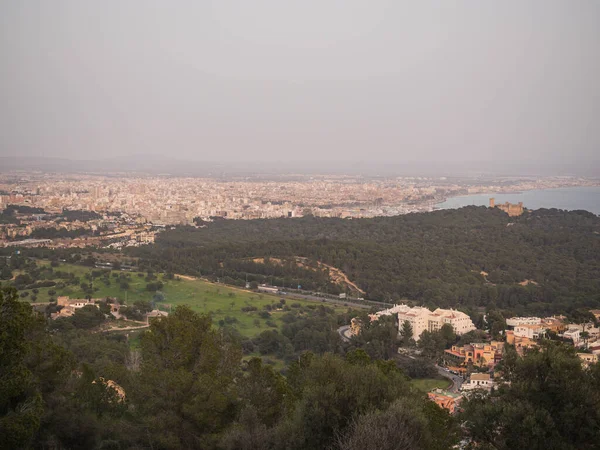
369, 303, 412, 321
506, 316, 542, 327
393, 306, 476, 342
513, 324, 546, 340
398, 306, 432, 341
462, 373, 494, 391
433, 308, 477, 335
563, 328, 581, 346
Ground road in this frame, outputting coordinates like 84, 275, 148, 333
279, 291, 373, 309
100, 323, 150, 333
436, 365, 463, 392
337, 325, 352, 343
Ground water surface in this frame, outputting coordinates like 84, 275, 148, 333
436, 186, 600, 215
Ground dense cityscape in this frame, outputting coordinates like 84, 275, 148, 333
1, 172, 597, 249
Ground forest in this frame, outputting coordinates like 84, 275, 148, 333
0, 287, 459, 450
130, 207, 600, 316
2, 286, 599, 450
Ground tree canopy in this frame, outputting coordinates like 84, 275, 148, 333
129, 207, 600, 316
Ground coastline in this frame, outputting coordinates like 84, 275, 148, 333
433, 185, 600, 215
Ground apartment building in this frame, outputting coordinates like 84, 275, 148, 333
397, 306, 476, 341
506, 316, 542, 327
371, 304, 476, 341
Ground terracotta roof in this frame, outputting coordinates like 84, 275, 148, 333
470, 373, 490, 381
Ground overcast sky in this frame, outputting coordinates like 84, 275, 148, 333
1, 1, 599, 169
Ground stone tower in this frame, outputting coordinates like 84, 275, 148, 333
489, 198, 495, 208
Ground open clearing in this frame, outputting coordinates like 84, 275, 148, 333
410, 378, 452, 393
17, 261, 352, 338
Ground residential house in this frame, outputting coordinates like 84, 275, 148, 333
146, 309, 169, 323
577, 353, 598, 368
427, 389, 463, 414
505, 330, 538, 355
462, 373, 495, 391
563, 328, 581, 346
513, 324, 546, 340
51, 296, 100, 319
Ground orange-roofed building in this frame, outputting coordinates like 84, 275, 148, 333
444, 341, 503, 368
505, 330, 537, 355
428, 389, 463, 414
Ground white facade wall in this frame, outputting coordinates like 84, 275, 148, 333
513, 325, 544, 339
462, 379, 494, 391
506, 317, 542, 327
396, 307, 476, 341
563, 329, 581, 345
434, 308, 477, 335
397, 307, 431, 341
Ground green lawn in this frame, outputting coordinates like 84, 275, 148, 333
18, 262, 350, 338
410, 377, 452, 392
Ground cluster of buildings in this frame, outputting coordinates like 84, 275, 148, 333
506, 315, 599, 348
50, 296, 168, 324
51, 296, 101, 319
1, 173, 597, 226
428, 372, 496, 414
505, 314, 600, 367
444, 341, 504, 369
367, 304, 476, 341
0, 206, 158, 249
356, 306, 600, 414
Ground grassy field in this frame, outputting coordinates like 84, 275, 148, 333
410, 377, 452, 392
15, 262, 350, 338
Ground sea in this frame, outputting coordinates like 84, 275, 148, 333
435, 186, 600, 216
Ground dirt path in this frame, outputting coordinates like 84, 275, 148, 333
101, 323, 149, 333
315, 261, 366, 294
250, 256, 366, 295
175, 274, 197, 281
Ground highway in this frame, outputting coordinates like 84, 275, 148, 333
281, 291, 373, 309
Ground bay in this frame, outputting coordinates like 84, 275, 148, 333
435, 186, 600, 215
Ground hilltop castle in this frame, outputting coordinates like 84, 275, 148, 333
489, 198, 524, 216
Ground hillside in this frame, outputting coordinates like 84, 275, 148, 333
131, 207, 600, 316
2, 261, 349, 339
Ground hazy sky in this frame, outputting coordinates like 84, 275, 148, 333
1, 1, 599, 168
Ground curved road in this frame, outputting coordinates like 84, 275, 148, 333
436, 366, 463, 392
337, 325, 352, 343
